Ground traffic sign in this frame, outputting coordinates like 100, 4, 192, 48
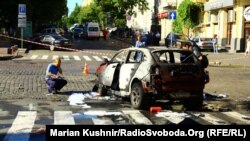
168, 11, 177, 20
18, 4, 26, 15
18, 15, 27, 28
244, 6, 250, 21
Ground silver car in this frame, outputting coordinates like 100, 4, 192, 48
97, 47, 209, 110
193, 37, 213, 51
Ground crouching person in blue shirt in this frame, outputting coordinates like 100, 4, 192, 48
45, 57, 67, 94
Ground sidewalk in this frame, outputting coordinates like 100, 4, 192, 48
0, 40, 20, 60
206, 52, 250, 67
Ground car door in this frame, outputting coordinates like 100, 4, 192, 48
100, 50, 127, 87
119, 50, 142, 90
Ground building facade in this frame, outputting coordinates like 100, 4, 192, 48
126, 0, 155, 33
126, 0, 250, 52
201, 0, 250, 52
126, 0, 189, 39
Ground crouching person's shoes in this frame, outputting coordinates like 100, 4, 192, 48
46, 90, 54, 96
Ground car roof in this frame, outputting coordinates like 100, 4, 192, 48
120, 46, 187, 52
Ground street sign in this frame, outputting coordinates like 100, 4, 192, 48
168, 11, 177, 20
18, 15, 27, 28
18, 4, 26, 15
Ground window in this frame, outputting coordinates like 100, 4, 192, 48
88, 27, 99, 31
110, 51, 127, 63
127, 51, 144, 63
153, 51, 172, 63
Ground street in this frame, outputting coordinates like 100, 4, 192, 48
0, 38, 250, 140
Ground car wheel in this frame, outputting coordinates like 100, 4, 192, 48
184, 92, 203, 111
98, 84, 108, 96
130, 82, 150, 109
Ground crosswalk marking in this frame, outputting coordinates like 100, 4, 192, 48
63, 55, 70, 61
92, 119, 115, 125
122, 110, 152, 125
73, 56, 81, 61
222, 111, 250, 124
83, 56, 92, 61
3, 111, 37, 141
93, 56, 102, 61
191, 112, 229, 125
41, 55, 48, 60
30, 55, 38, 59
52, 55, 59, 60
54, 111, 75, 125
2, 109, 250, 140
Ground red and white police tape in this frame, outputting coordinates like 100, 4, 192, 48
0, 34, 114, 56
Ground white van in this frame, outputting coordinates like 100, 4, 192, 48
83, 22, 100, 40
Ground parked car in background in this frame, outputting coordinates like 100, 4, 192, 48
192, 37, 213, 51
38, 34, 72, 50
96, 47, 209, 110
41, 28, 64, 35
165, 33, 191, 48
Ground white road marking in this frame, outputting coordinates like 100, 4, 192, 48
222, 111, 250, 124
63, 55, 70, 61
92, 119, 114, 125
83, 56, 92, 61
122, 110, 152, 125
73, 55, 81, 61
4, 111, 37, 141
52, 55, 59, 60
30, 55, 38, 59
54, 111, 75, 125
191, 112, 229, 125
41, 55, 48, 60
93, 56, 102, 61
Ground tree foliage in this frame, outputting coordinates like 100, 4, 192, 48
0, 0, 67, 32
65, 0, 149, 28
173, 0, 203, 33
68, 4, 81, 25
94, 0, 149, 27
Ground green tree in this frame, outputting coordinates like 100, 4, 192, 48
173, 0, 203, 34
95, 0, 149, 27
0, 0, 68, 33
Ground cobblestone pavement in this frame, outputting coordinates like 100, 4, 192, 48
1, 37, 250, 109
0, 60, 96, 100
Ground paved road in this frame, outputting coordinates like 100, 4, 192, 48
1, 97, 250, 140
0, 37, 250, 140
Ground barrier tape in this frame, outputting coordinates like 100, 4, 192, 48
0, 34, 114, 56
1, 34, 248, 63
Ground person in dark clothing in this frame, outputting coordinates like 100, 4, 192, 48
45, 57, 67, 94
180, 44, 194, 63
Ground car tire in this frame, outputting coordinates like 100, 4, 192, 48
98, 84, 108, 96
130, 82, 150, 109
184, 92, 203, 111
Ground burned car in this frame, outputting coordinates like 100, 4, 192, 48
97, 47, 209, 110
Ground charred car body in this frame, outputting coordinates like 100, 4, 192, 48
97, 47, 209, 110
